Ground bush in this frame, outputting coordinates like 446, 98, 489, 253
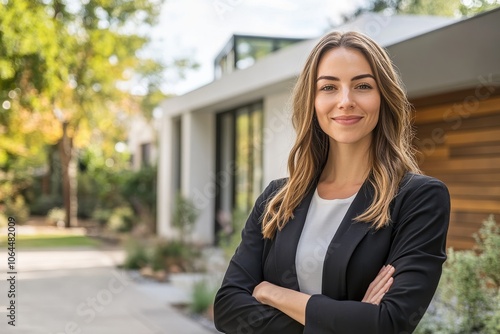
172, 194, 199, 243
415, 215, 500, 334
4, 195, 30, 223
46, 207, 66, 226
149, 238, 199, 272
29, 194, 63, 216
107, 206, 135, 232
123, 236, 201, 273
91, 208, 112, 227
121, 166, 157, 232
190, 279, 217, 314
122, 239, 148, 270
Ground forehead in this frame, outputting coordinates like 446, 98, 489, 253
317, 47, 373, 75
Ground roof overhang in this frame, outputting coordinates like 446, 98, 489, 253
388, 8, 500, 99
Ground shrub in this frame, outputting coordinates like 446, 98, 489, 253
47, 207, 66, 226
29, 194, 63, 216
415, 215, 500, 334
172, 194, 199, 244
91, 208, 112, 227
121, 166, 157, 232
149, 238, 199, 272
4, 195, 30, 223
190, 279, 217, 314
107, 206, 135, 232
122, 239, 148, 270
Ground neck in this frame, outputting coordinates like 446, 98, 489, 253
320, 137, 372, 186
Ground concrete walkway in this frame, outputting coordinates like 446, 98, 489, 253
0, 247, 218, 334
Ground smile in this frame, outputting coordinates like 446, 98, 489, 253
331, 115, 363, 125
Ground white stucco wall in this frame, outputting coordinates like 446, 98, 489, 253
262, 91, 296, 186
157, 115, 175, 238
181, 111, 216, 244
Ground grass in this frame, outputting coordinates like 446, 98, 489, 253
0, 234, 99, 248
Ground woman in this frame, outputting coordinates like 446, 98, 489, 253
214, 31, 450, 334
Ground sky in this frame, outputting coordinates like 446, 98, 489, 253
148, 0, 368, 95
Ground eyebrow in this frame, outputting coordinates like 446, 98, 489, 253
316, 74, 375, 82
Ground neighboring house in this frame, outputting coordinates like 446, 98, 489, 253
127, 114, 158, 170
158, 9, 500, 248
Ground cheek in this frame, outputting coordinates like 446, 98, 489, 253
365, 96, 381, 119
314, 96, 329, 116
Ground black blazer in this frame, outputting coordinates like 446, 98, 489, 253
214, 173, 450, 334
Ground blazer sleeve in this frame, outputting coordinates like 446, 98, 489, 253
304, 177, 450, 334
214, 180, 304, 334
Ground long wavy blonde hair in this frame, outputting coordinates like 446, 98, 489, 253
262, 31, 421, 239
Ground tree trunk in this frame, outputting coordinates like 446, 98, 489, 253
58, 121, 78, 228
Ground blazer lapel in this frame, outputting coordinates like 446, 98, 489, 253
322, 180, 374, 298
273, 187, 315, 290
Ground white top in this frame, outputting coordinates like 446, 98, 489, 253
295, 189, 357, 295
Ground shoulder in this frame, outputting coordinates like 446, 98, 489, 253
254, 177, 288, 209
393, 172, 450, 215
263, 177, 288, 199
268, 177, 288, 191
397, 172, 449, 197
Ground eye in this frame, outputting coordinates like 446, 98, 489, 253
356, 83, 372, 90
320, 85, 335, 91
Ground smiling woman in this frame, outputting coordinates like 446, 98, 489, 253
315, 47, 381, 151
214, 31, 450, 334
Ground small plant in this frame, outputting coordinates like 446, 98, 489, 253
122, 239, 148, 270
46, 207, 66, 226
190, 279, 217, 315
107, 206, 135, 232
150, 238, 199, 273
172, 193, 199, 244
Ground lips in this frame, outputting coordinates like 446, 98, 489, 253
332, 115, 363, 125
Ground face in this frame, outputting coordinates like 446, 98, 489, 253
314, 47, 380, 148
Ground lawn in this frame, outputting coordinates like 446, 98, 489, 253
0, 234, 99, 248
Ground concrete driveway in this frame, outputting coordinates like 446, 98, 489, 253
0, 247, 217, 334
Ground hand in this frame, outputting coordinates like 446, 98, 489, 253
252, 281, 276, 305
362, 265, 395, 305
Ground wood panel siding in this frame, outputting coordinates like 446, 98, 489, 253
413, 90, 500, 250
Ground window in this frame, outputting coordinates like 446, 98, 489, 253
214, 35, 305, 79
215, 101, 263, 239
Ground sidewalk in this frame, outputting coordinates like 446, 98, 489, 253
0, 246, 218, 334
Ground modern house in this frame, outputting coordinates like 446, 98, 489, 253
157, 9, 500, 249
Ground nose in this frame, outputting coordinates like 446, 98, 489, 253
338, 89, 355, 110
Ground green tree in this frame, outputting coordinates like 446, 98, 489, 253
0, 0, 182, 226
0, 0, 63, 217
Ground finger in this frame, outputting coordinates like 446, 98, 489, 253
369, 266, 394, 297
362, 265, 395, 303
371, 277, 393, 305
